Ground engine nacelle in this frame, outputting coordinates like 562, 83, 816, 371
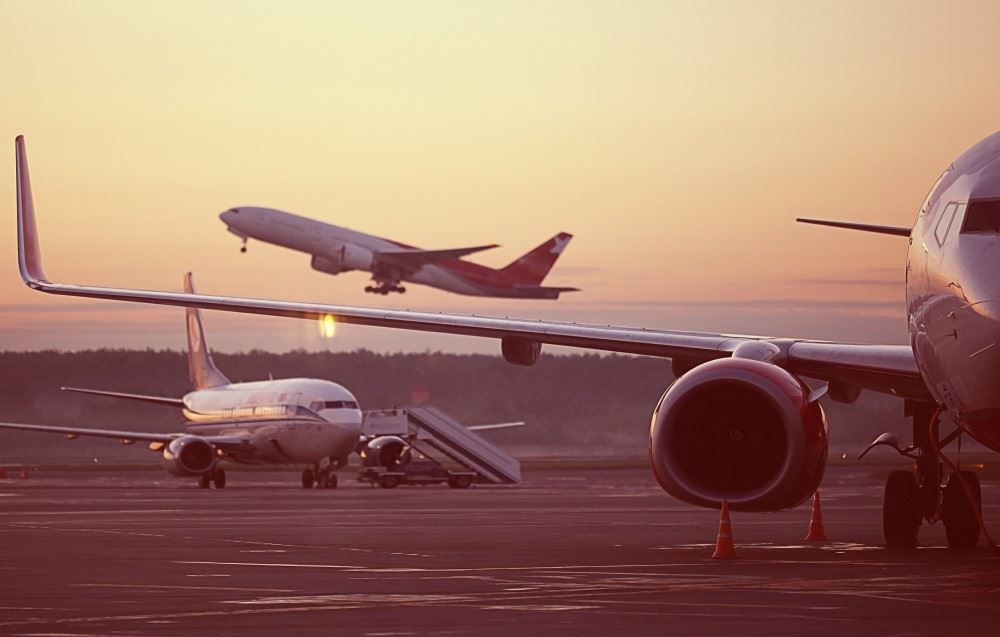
360, 436, 412, 469
649, 358, 827, 512
161, 435, 218, 477
501, 337, 541, 366
310, 245, 374, 275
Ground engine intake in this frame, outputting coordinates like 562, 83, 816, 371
650, 358, 827, 512
361, 436, 412, 469
161, 435, 218, 477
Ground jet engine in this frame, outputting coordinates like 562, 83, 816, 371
310, 245, 374, 275
359, 436, 412, 469
649, 358, 828, 512
161, 435, 218, 477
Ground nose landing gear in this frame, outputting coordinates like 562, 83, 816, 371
863, 402, 985, 549
240, 238, 247, 254
364, 284, 406, 295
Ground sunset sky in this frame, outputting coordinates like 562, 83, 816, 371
2, 0, 1000, 354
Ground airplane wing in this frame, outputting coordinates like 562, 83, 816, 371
61, 386, 185, 407
375, 244, 499, 271
14, 135, 931, 401
0, 421, 252, 452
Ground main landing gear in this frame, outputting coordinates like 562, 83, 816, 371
198, 468, 227, 489
364, 283, 406, 295
862, 402, 983, 549
302, 459, 339, 489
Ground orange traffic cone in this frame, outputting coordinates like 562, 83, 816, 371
804, 490, 828, 541
19, 467, 29, 480
712, 500, 738, 559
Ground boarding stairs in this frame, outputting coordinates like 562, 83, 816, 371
362, 405, 521, 484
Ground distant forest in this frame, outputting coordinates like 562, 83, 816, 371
0, 349, 918, 462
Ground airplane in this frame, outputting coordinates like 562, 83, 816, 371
0, 272, 386, 489
14, 132, 1000, 548
219, 206, 577, 298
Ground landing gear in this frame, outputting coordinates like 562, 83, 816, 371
866, 402, 983, 549
365, 283, 406, 295
883, 471, 921, 548
943, 471, 981, 548
302, 468, 315, 488
240, 238, 247, 253
199, 468, 226, 489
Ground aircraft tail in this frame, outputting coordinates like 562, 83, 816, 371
184, 273, 230, 390
499, 232, 573, 285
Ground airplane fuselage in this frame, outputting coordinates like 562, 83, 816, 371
182, 377, 363, 464
907, 131, 1000, 451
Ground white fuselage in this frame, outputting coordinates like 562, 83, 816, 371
219, 207, 500, 295
907, 131, 1000, 451
182, 377, 363, 464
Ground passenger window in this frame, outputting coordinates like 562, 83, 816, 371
934, 203, 958, 246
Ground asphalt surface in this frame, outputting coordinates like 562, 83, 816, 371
0, 464, 997, 636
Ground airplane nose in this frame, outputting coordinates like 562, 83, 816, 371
219, 209, 238, 225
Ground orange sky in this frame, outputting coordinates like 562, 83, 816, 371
2, 1, 1000, 353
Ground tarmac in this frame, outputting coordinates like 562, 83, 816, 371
0, 464, 997, 635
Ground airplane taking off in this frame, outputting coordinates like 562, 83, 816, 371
219, 206, 577, 298
0, 273, 373, 489
15, 132, 1000, 548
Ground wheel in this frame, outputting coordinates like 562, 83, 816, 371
943, 471, 981, 548
212, 468, 226, 489
449, 475, 472, 489
379, 474, 399, 489
883, 470, 921, 548
321, 472, 338, 489
240, 246, 247, 253
302, 468, 315, 488
199, 475, 211, 489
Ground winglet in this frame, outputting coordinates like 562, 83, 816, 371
15, 135, 50, 286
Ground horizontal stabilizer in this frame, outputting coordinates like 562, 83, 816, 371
376, 244, 499, 271
512, 284, 580, 299
796, 218, 910, 237
61, 386, 185, 407
467, 421, 526, 432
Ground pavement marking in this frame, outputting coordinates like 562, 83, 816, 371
72, 583, 297, 593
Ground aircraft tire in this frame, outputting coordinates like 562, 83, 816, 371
213, 468, 226, 489
883, 470, 921, 548
199, 475, 211, 489
302, 468, 315, 488
943, 471, 981, 548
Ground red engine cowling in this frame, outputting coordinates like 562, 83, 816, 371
649, 358, 827, 512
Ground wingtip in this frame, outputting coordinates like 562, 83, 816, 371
15, 134, 51, 286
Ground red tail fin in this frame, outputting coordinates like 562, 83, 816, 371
500, 232, 573, 285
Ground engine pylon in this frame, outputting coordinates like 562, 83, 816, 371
804, 490, 828, 541
712, 500, 738, 559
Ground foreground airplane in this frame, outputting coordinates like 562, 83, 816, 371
0, 273, 369, 488
219, 206, 577, 298
15, 133, 999, 548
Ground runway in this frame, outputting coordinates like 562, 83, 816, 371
0, 465, 997, 635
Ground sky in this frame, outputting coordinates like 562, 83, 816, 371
2, 0, 1000, 355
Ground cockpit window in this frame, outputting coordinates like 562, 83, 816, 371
934, 202, 964, 246
310, 400, 359, 411
961, 199, 1000, 233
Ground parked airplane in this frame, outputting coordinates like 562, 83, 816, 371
219, 206, 577, 298
15, 132, 1000, 548
0, 273, 375, 489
